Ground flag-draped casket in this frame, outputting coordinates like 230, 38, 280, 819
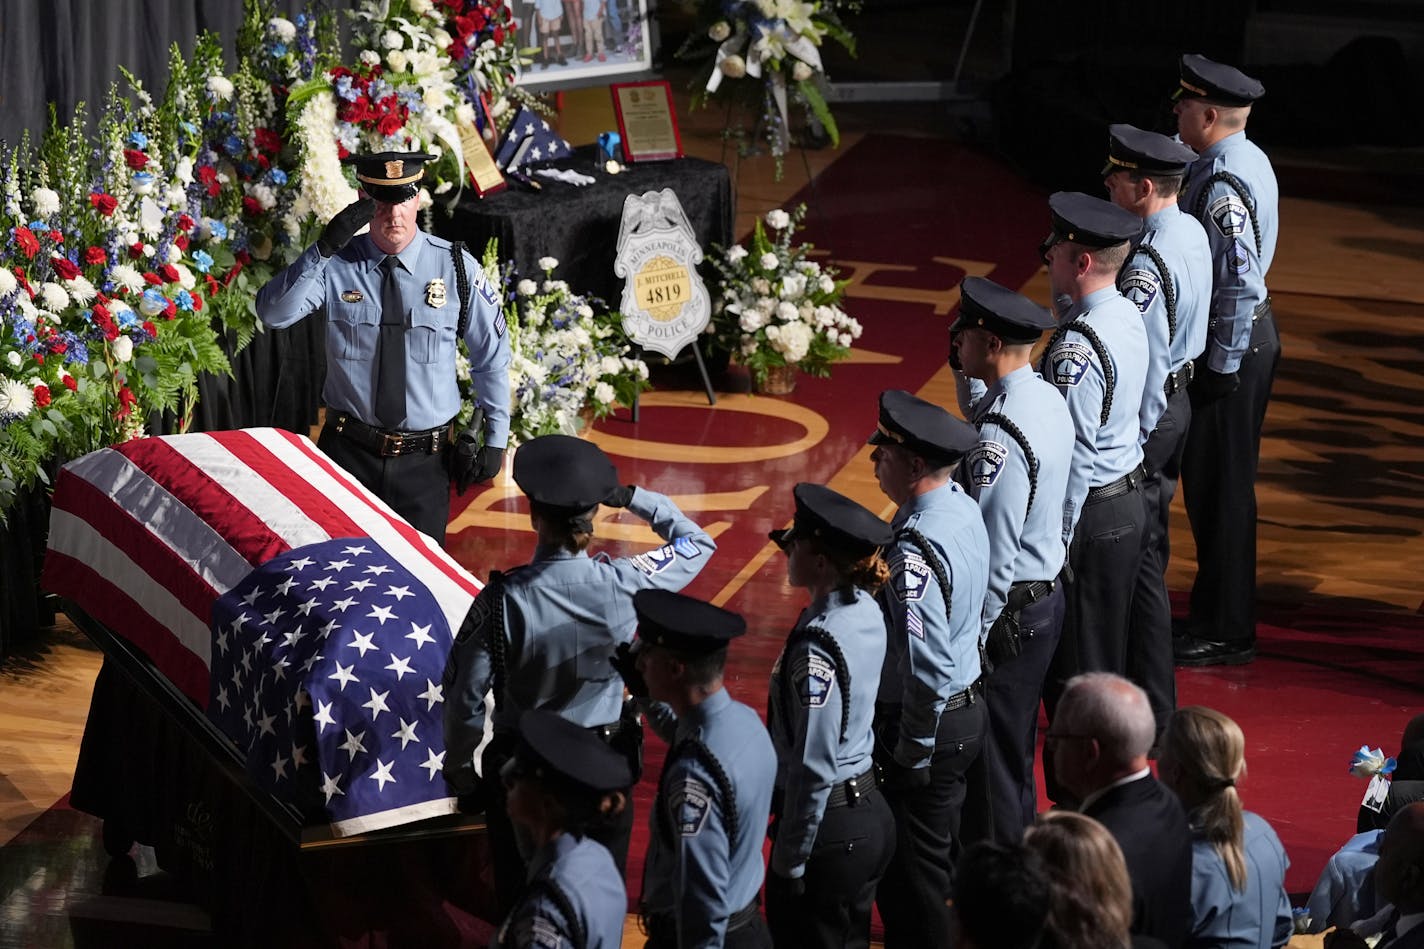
43, 427, 482, 836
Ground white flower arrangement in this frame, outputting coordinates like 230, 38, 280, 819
706, 204, 861, 386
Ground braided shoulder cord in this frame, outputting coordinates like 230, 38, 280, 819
977, 411, 1039, 516
1131, 244, 1178, 344
784, 624, 851, 743
898, 526, 987, 675
656, 738, 739, 847
450, 240, 473, 338
481, 570, 507, 711
520, 876, 587, 949
1192, 171, 1262, 257
1041, 321, 1116, 427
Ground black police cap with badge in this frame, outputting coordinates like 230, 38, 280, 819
341, 151, 438, 203
513, 434, 622, 531
951, 276, 1056, 346
769, 482, 893, 561
1040, 191, 1142, 264
1172, 53, 1265, 107
1102, 123, 1198, 179
509, 709, 633, 793
633, 589, 746, 657
868, 389, 980, 468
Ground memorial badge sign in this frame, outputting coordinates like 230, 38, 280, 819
614, 189, 711, 358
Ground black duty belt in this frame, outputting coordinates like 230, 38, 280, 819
1253, 297, 1273, 322
587, 720, 621, 742
1006, 580, 1054, 613
1163, 361, 1195, 396
826, 767, 876, 809
944, 684, 977, 713
331, 413, 450, 458
1086, 464, 1146, 504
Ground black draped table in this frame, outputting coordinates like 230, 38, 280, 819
435, 149, 734, 306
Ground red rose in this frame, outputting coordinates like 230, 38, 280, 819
493, 25, 505, 45
197, 165, 217, 184
256, 154, 271, 170
143, 271, 163, 285
49, 230, 63, 243
205, 274, 220, 298
254, 128, 282, 155
242, 196, 262, 216
123, 149, 150, 170
158, 263, 180, 283
33, 384, 50, 407
14, 227, 40, 259
89, 192, 118, 216
175, 234, 189, 251
62, 375, 77, 391
85, 246, 107, 265
191, 294, 203, 312
176, 214, 195, 232
129, 243, 146, 259
49, 340, 67, 355
141, 321, 157, 337
163, 297, 177, 319
50, 256, 80, 280
207, 181, 221, 198
376, 111, 405, 137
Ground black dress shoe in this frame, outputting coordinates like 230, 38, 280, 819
1173, 635, 1256, 667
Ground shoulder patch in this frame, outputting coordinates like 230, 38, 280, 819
672, 535, 702, 558
526, 914, 568, 949
455, 586, 495, 644
1050, 340, 1095, 388
892, 551, 932, 603
905, 605, 925, 641
493, 308, 507, 338
670, 777, 713, 837
631, 543, 678, 575
1119, 268, 1161, 314
1228, 240, 1251, 274
966, 440, 1008, 487
793, 652, 836, 708
1208, 194, 1249, 238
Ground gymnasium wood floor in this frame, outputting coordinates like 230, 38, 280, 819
2, 84, 1422, 946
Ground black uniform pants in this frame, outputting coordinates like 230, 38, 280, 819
980, 584, 1065, 845
1181, 308, 1281, 646
1128, 385, 1191, 742
765, 787, 895, 949
317, 423, 451, 546
875, 701, 985, 949
644, 908, 773, 949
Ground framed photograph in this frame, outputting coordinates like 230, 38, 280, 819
514, 0, 657, 92
611, 80, 683, 162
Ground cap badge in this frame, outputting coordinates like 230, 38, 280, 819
425, 278, 447, 308
384, 160, 404, 180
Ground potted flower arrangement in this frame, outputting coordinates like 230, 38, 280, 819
704, 205, 860, 394
457, 242, 650, 447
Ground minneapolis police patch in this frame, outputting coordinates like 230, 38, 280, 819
632, 543, 679, 575
1120, 269, 1161, 314
967, 440, 1008, 487
892, 553, 932, 602
794, 653, 836, 709
1051, 341, 1094, 387
672, 777, 712, 836
1208, 194, 1249, 238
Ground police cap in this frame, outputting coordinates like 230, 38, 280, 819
1102, 123, 1198, 179
1047, 191, 1142, 248
514, 709, 632, 793
1173, 54, 1265, 107
634, 589, 746, 656
513, 434, 621, 511
867, 389, 979, 467
769, 482, 893, 560
950, 276, 1056, 345
340, 151, 437, 203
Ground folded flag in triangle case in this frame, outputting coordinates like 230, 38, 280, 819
494, 106, 574, 170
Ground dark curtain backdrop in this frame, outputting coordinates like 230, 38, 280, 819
0, 0, 361, 146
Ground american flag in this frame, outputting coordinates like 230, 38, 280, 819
43, 427, 483, 835
494, 106, 574, 170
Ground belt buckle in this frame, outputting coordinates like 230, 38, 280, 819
848, 774, 862, 804
379, 431, 403, 457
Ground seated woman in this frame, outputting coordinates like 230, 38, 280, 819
494, 709, 633, 949
764, 483, 897, 949
1159, 705, 1293, 949
1024, 810, 1161, 949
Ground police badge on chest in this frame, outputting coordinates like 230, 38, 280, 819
425, 278, 447, 308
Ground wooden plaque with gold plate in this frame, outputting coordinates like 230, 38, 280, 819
610, 80, 684, 163
457, 120, 506, 197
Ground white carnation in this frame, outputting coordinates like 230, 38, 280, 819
0, 378, 34, 417
454, 102, 476, 125
0, 269, 16, 296
39, 282, 69, 311
173, 263, 196, 290
111, 265, 146, 294
517, 279, 538, 296
206, 75, 235, 101
759, 252, 779, 270
176, 156, 195, 185
31, 188, 60, 217
752, 277, 771, 295
360, 49, 381, 67
538, 256, 559, 272
166, 244, 183, 264
782, 272, 806, 298
770, 319, 812, 363
576, 304, 593, 319
776, 300, 799, 322
725, 245, 748, 263
819, 274, 836, 294
839, 332, 853, 347
164, 185, 187, 209
382, 30, 404, 50
765, 208, 790, 230
5, 351, 20, 368
269, 17, 297, 43
739, 309, 766, 333
111, 335, 134, 363
593, 381, 616, 405
599, 356, 623, 376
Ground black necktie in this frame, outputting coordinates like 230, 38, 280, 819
375, 255, 407, 429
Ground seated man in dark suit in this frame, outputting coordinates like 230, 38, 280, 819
1049, 671, 1192, 947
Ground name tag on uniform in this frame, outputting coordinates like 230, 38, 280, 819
425, 278, 447, 308
341, 290, 364, 303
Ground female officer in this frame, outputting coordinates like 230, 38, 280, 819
765, 482, 898, 949
443, 433, 715, 914
495, 709, 632, 949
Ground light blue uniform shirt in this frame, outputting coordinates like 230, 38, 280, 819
767, 588, 884, 878
1188, 810, 1293, 949
1180, 130, 1279, 375
957, 364, 1074, 630
878, 482, 990, 769
442, 488, 714, 790
256, 231, 512, 445
1120, 205, 1213, 441
643, 688, 777, 949
495, 832, 626, 949
1041, 286, 1148, 542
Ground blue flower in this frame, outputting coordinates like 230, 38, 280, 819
176, 290, 195, 312
268, 169, 288, 186
206, 219, 229, 241
114, 307, 139, 329
271, 42, 288, 58
334, 75, 357, 102
192, 250, 214, 273
224, 134, 244, 157
181, 121, 199, 137
127, 131, 149, 149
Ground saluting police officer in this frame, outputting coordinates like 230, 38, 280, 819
867, 390, 990, 949
494, 710, 633, 949
1036, 193, 1149, 752
1171, 55, 1281, 668
950, 276, 1073, 844
765, 484, 897, 949
256, 152, 509, 545
620, 589, 776, 949
442, 434, 716, 915
1102, 124, 1213, 741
